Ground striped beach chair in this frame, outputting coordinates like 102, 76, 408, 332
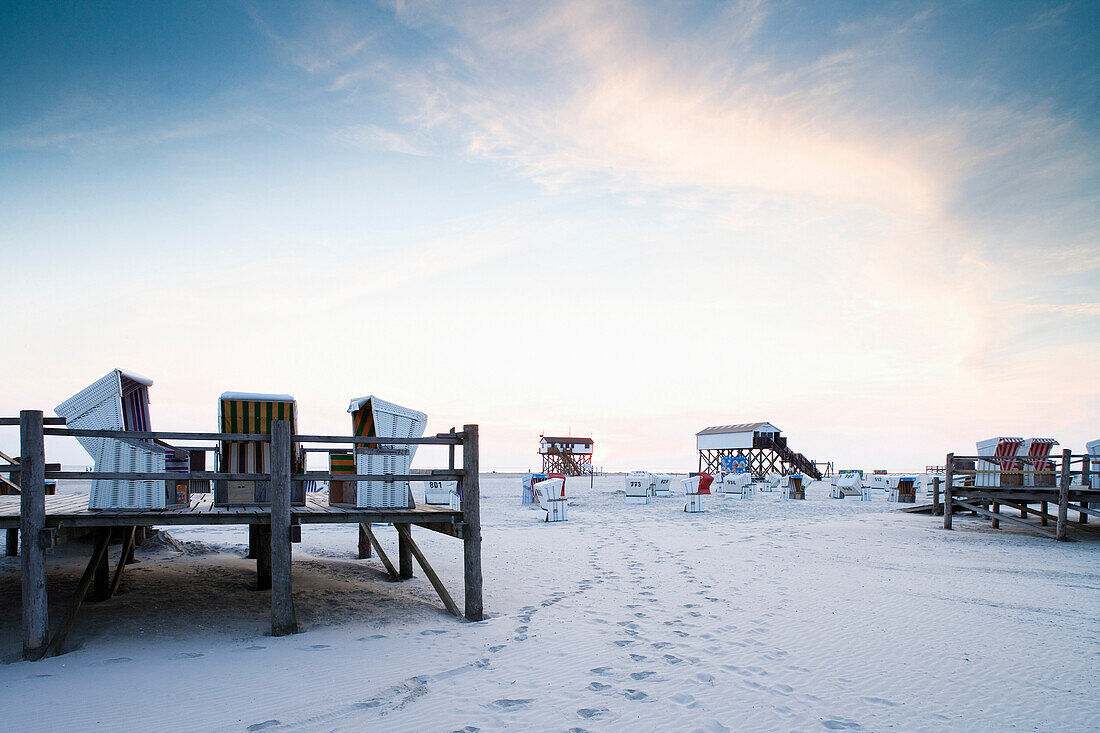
55, 369, 189, 509
328, 450, 356, 504
1020, 438, 1059, 486
215, 392, 304, 506
976, 437, 1024, 487
341, 396, 426, 509
781, 474, 806, 500
682, 473, 712, 512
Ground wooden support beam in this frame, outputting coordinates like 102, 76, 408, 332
49, 529, 111, 656
108, 526, 137, 599
394, 523, 461, 618
92, 528, 111, 601
254, 525, 272, 590
247, 524, 258, 559
270, 420, 298, 636
20, 410, 48, 661
1082, 459, 1092, 525
5, 527, 17, 556
943, 454, 953, 530
991, 501, 1000, 530
397, 523, 414, 580
1041, 501, 1049, 526
953, 499, 1057, 539
360, 523, 399, 580
1067, 502, 1100, 520
932, 478, 941, 516
1056, 449, 1070, 542
462, 424, 483, 622
358, 523, 371, 559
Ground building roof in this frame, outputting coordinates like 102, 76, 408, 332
696, 423, 778, 436
540, 436, 594, 445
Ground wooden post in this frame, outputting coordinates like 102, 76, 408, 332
932, 477, 941, 516
397, 524, 413, 580
254, 525, 272, 590
109, 526, 137, 598
358, 523, 371, 559
1082, 455, 1092, 524
92, 528, 111, 601
1041, 501, 1049, 526
6, 528, 17, 556
462, 424, 483, 621
247, 524, 259, 559
49, 529, 111, 656
270, 419, 298, 636
943, 454, 953, 530
360, 523, 399, 580
991, 501, 1000, 529
20, 410, 49, 660
1056, 449, 1071, 542
394, 523, 461, 618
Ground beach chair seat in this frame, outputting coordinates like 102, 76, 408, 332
55, 368, 190, 510
889, 477, 917, 503
682, 473, 712, 512
343, 395, 426, 509
534, 478, 567, 521
425, 479, 460, 509
763, 472, 782, 491
626, 471, 650, 504
722, 472, 754, 499
654, 474, 672, 496
216, 392, 305, 506
781, 474, 806, 500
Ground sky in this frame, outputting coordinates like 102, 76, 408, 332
1, 0, 1097, 472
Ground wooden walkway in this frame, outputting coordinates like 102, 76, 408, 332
0, 493, 463, 530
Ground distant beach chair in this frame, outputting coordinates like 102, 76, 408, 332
626, 471, 650, 505
55, 369, 192, 509
654, 474, 672, 496
781, 474, 806, 500
216, 392, 305, 506
1020, 438, 1059, 486
682, 473, 712, 512
763, 472, 782, 492
831, 471, 867, 500
1088, 440, 1100, 489
534, 477, 567, 521
976, 437, 1025, 487
889, 476, 917, 503
522, 473, 548, 505
425, 479, 460, 509
720, 472, 755, 499
340, 395, 427, 509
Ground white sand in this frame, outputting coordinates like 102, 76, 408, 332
1, 476, 1098, 732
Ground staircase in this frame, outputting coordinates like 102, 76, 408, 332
754, 436, 823, 480
546, 446, 591, 476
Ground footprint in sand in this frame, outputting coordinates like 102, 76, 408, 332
300, 644, 330, 651
821, 719, 862, 730
613, 640, 634, 646
170, 652, 204, 659
588, 681, 612, 691
590, 666, 613, 676
420, 629, 448, 636
354, 701, 382, 709
489, 645, 506, 653
105, 657, 131, 664
861, 697, 901, 707
623, 689, 648, 701
630, 671, 654, 680
246, 720, 281, 731
577, 708, 608, 719
490, 699, 534, 710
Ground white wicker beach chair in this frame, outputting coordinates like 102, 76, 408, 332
654, 474, 672, 496
345, 395, 427, 509
780, 474, 806, 500
534, 478, 567, 521
722, 472, 755, 499
831, 472, 866, 500
425, 479, 459, 509
682, 474, 712, 512
763, 472, 782, 491
54, 369, 182, 510
626, 471, 650, 505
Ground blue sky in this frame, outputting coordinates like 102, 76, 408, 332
2, 1, 1097, 471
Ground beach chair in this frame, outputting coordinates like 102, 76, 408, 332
1088, 440, 1100, 489
55, 369, 192, 509
216, 392, 305, 506
889, 477, 917, 502
763, 472, 782, 492
682, 473, 712, 512
781, 474, 806, 500
328, 450, 355, 504
522, 473, 548, 505
831, 471, 866, 500
340, 395, 427, 509
425, 479, 460, 509
722, 471, 755, 499
626, 471, 650, 505
1020, 438, 1059, 487
654, 474, 672, 496
534, 477, 567, 522
976, 437, 1024, 487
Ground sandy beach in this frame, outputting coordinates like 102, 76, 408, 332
2, 476, 1097, 732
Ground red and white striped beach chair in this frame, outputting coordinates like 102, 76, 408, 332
1020, 438, 1059, 487
976, 437, 1024, 487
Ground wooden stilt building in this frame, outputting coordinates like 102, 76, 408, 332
539, 435, 594, 476
697, 423, 822, 480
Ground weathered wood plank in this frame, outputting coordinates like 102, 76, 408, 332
48, 528, 111, 656
360, 524, 398, 580
1056, 449, 1071, 541
20, 410, 49, 660
953, 499, 1057, 539
108, 526, 137, 598
270, 420, 298, 636
394, 523, 461, 618
462, 424, 483, 622
397, 524, 413, 580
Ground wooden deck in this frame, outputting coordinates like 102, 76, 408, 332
0, 492, 463, 531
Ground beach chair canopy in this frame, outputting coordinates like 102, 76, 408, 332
697, 473, 713, 494
1021, 438, 1058, 471
534, 478, 564, 505
55, 368, 155, 459
976, 437, 1024, 470
347, 395, 427, 509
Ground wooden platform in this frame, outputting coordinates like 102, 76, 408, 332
0, 493, 463, 532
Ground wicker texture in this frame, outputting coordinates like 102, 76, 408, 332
348, 396, 426, 509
